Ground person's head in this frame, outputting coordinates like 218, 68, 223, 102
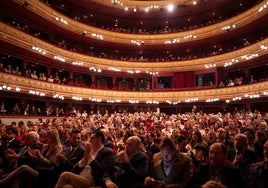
144, 132, 155, 145
5, 126, 18, 140
24, 131, 40, 147
243, 129, 255, 143
207, 130, 217, 141
234, 134, 248, 151
62, 129, 71, 140
89, 130, 105, 150
125, 135, 142, 156
18, 120, 25, 129
216, 128, 226, 141
45, 128, 61, 148
159, 137, 177, 162
194, 142, 209, 161
29, 121, 38, 132
258, 121, 267, 131
255, 130, 266, 143
176, 135, 187, 151
54, 119, 64, 130
11, 121, 16, 127
192, 130, 203, 142
209, 143, 227, 169
122, 130, 134, 143
70, 129, 82, 147
165, 121, 172, 129
264, 141, 268, 161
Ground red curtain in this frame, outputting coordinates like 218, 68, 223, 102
174, 71, 195, 88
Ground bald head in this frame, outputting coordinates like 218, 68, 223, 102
128, 136, 141, 147
125, 136, 141, 156
209, 143, 227, 169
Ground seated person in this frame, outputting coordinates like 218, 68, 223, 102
144, 132, 160, 160
245, 140, 268, 188
37, 129, 85, 188
192, 142, 209, 171
176, 134, 188, 153
55, 130, 115, 188
228, 133, 257, 179
3, 131, 41, 173
56, 129, 85, 172
144, 137, 193, 188
193, 142, 242, 188
0, 126, 23, 173
105, 135, 149, 188
0, 128, 62, 188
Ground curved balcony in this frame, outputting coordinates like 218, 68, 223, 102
1, 22, 268, 73
1, 72, 268, 103
11, 0, 268, 45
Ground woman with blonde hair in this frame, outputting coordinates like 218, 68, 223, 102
35, 128, 62, 167
0, 128, 62, 188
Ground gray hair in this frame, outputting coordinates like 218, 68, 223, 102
27, 131, 40, 141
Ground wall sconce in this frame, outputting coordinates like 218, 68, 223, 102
82, 31, 87, 36
23, 1, 29, 8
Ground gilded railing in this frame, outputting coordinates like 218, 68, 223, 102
1, 73, 268, 103
11, 0, 268, 45
0, 22, 267, 73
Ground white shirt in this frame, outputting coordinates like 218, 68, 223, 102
79, 146, 104, 179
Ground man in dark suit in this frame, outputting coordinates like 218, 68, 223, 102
144, 137, 193, 188
144, 132, 160, 160
56, 129, 85, 172
0, 126, 22, 172
228, 133, 257, 180
254, 130, 267, 161
245, 140, 268, 188
55, 130, 115, 188
105, 135, 149, 188
3, 131, 41, 173
38, 129, 85, 188
193, 142, 242, 188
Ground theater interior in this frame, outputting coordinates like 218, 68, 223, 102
0, 0, 268, 115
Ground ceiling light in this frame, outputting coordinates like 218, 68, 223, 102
167, 4, 174, 12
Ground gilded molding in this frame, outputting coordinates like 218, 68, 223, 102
12, 0, 268, 44
1, 73, 268, 103
1, 22, 267, 73
90, 0, 190, 8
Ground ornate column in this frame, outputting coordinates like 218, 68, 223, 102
112, 76, 116, 89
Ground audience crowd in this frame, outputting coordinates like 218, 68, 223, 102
0, 107, 267, 188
